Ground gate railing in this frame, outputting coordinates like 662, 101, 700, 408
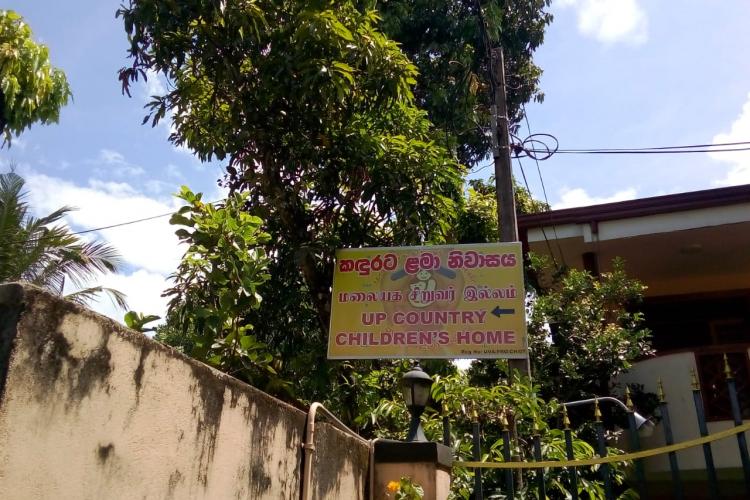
451, 355, 750, 500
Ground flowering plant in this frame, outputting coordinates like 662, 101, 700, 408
386, 477, 424, 500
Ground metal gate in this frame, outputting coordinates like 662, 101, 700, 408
450, 356, 750, 499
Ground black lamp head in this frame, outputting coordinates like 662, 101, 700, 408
401, 363, 433, 442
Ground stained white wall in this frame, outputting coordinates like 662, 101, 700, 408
0, 284, 368, 500
617, 351, 749, 472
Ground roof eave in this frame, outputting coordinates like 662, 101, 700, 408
518, 184, 750, 229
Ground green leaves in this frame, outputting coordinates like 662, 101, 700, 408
455, 177, 548, 244
363, 369, 633, 499
0, 10, 71, 146
0, 171, 126, 308
378, 0, 553, 166
124, 311, 161, 333
162, 186, 278, 387
117, 0, 466, 400
391, 477, 424, 500
527, 256, 653, 403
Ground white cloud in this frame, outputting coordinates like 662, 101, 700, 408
96, 148, 145, 177
144, 179, 181, 195
100, 148, 126, 165
558, 0, 648, 45
19, 171, 188, 323
11, 137, 28, 151
554, 186, 637, 209
140, 71, 198, 158
144, 70, 167, 99
88, 179, 139, 197
715, 165, 750, 187
23, 172, 184, 275
711, 92, 750, 186
166, 163, 184, 180
86, 269, 171, 323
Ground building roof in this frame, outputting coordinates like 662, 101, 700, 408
517, 183, 750, 298
518, 184, 750, 229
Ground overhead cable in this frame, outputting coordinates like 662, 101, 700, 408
511, 136, 750, 160
539, 147, 750, 155
520, 103, 566, 266
9, 199, 222, 244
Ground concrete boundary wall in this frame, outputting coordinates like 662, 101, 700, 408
0, 284, 369, 499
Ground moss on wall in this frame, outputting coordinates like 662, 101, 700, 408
0, 284, 369, 499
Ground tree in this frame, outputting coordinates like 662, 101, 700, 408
527, 256, 653, 403
153, 313, 195, 354
465, 257, 652, 405
118, 0, 465, 401
118, 0, 464, 331
0, 10, 71, 146
379, 0, 553, 165
0, 171, 126, 308
119, 1, 558, 411
365, 369, 635, 499
451, 178, 650, 405
162, 186, 282, 390
456, 176, 548, 244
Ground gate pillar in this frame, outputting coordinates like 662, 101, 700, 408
373, 440, 453, 500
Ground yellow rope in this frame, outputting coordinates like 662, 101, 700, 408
456, 422, 750, 470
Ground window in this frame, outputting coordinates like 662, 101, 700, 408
641, 293, 750, 352
642, 292, 750, 420
696, 350, 750, 421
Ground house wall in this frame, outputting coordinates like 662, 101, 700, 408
617, 351, 750, 472
0, 284, 369, 500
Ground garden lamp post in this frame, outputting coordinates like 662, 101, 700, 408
401, 364, 433, 442
564, 396, 653, 436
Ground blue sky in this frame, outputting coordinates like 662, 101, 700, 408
521, 0, 750, 206
3, 0, 750, 321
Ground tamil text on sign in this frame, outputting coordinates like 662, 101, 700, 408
327, 243, 527, 359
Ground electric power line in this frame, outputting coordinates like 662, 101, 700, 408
515, 139, 750, 158
536, 146, 750, 155
7, 199, 223, 245
68, 212, 174, 236
10, 135, 750, 243
520, 104, 566, 267
515, 155, 559, 269
551, 140, 750, 152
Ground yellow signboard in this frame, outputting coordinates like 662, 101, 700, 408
327, 242, 527, 359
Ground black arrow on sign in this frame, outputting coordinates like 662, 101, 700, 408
491, 306, 515, 318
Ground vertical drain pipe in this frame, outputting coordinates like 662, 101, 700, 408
301, 402, 372, 500
369, 438, 383, 500
301, 403, 321, 500
301, 405, 317, 500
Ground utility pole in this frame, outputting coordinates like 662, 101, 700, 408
490, 47, 518, 243
490, 47, 531, 377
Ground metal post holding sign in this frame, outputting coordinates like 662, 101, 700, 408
327, 242, 528, 361
472, 420, 483, 500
